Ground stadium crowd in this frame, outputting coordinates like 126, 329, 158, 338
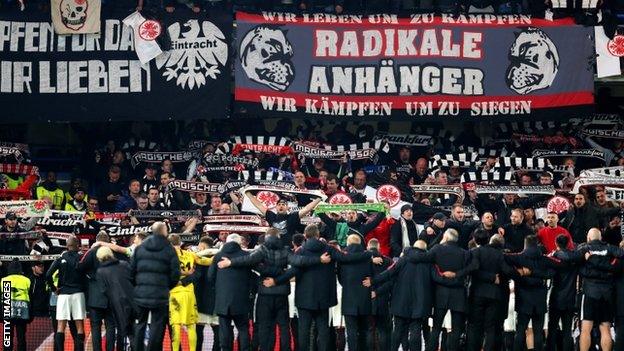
0, 117, 623, 351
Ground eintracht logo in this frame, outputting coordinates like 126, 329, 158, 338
156, 19, 228, 90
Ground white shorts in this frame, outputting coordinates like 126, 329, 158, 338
56, 293, 86, 321
198, 313, 220, 325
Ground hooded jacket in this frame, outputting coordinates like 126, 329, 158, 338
131, 234, 180, 308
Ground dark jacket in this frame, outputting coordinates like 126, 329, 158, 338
46, 250, 85, 295
131, 234, 180, 308
28, 271, 49, 317
577, 240, 622, 300
191, 264, 215, 315
502, 222, 534, 253
369, 249, 392, 316
78, 246, 127, 309
615, 259, 624, 317
447, 218, 481, 250
0, 225, 28, 256
470, 244, 517, 300
97, 259, 135, 326
290, 237, 372, 310
417, 224, 445, 249
550, 249, 580, 311
504, 246, 557, 314
564, 205, 621, 244
338, 244, 374, 316
404, 240, 475, 312
319, 212, 385, 244
390, 218, 418, 258
428, 241, 474, 312
373, 248, 433, 319
228, 235, 320, 296
208, 241, 254, 316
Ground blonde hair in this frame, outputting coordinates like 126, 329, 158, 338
346, 234, 361, 246
96, 246, 114, 263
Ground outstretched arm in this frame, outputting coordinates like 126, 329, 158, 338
246, 192, 268, 216
299, 198, 322, 218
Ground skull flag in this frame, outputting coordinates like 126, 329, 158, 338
234, 12, 595, 121
51, 0, 100, 34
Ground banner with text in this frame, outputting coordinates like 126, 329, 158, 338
234, 12, 594, 120
0, 8, 232, 121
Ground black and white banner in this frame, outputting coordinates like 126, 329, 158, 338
474, 184, 555, 195
410, 185, 465, 202
460, 171, 514, 183
582, 129, 624, 140
0, 147, 24, 163
0, 8, 232, 122
606, 187, 624, 202
204, 152, 260, 169
580, 166, 624, 178
129, 210, 201, 219
166, 179, 224, 194
532, 149, 606, 161
131, 151, 200, 168
572, 177, 624, 193
375, 133, 432, 146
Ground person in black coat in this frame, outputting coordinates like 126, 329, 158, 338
318, 209, 385, 246
446, 204, 481, 249
466, 230, 518, 351
614, 240, 624, 351
338, 234, 376, 351
562, 193, 622, 244
190, 237, 219, 351
217, 229, 325, 351
554, 228, 624, 351
367, 239, 392, 351
130, 222, 180, 351
390, 204, 419, 258
546, 234, 579, 351
418, 212, 448, 249
501, 209, 534, 253
78, 232, 125, 351
504, 235, 559, 351
288, 224, 378, 351
370, 240, 433, 351
208, 234, 255, 351
419, 228, 475, 351
95, 246, 135, 351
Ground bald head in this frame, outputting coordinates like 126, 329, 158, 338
587, 228, 602, 242
151, 221, 168, 237
414, 240, 427, 250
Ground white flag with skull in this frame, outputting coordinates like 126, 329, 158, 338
51, 0, 101, 34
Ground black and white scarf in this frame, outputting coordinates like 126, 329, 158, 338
131, 151, 200, 168
460, 171, 514, 183
375, 132, 432, 147
474, 185, 556, 195
532, 149, 606, 161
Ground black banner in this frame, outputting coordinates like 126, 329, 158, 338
0, 8, 232, 122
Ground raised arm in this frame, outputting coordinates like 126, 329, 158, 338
359, 211, 386, 235
299, 197, 322, 218
246, 192, 268, 216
